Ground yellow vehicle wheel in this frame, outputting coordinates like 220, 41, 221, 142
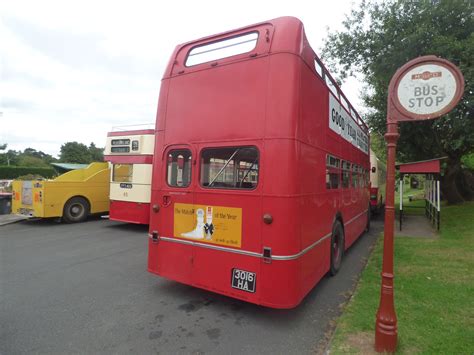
63, 197, 90, 223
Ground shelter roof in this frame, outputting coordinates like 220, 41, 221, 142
50, 163, 89, 172
396, 157, 447, 174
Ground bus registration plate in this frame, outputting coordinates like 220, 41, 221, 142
231, 269, 256, 293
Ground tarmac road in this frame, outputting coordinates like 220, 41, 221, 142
0, 216, 382, 354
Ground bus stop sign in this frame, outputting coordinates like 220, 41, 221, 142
388, 55, 464, 121
376, 55, 464, 353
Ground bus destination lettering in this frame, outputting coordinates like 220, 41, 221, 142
328, 94, 369, 154
231, 269, 256, 293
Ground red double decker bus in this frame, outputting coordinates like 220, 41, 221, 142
148, 17, 370, 308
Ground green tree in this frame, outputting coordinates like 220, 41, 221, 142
22, 147, 56, 164
17, 155, 50, 167
59, 142, 92, 163
59, 142, 105, 163
0, 145, 20, 166
370, 132, 387, 163
88, 142, 104, 162
323, 0, 473, 204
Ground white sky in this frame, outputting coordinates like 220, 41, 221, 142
0, 0, 364, 157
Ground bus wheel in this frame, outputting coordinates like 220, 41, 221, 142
330, 221, 344, 276
63, 197, 90, 223
365, 205, 371, 232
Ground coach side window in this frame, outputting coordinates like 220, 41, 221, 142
167, 149, 192, 187
341, 161, 351, 188
326, 155, 340, 189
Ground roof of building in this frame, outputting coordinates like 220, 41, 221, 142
50, 163, 89, 171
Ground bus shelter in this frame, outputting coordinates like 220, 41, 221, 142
396, 158, 445, 231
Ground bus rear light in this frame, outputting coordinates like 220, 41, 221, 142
263, 247, 272, 263
263, 213, 273, 224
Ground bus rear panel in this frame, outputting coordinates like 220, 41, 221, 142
148, 17, 370, 308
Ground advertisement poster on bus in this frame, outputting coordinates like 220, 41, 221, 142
174, 203, 242, 248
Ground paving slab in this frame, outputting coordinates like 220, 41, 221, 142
395, 214, 438, 238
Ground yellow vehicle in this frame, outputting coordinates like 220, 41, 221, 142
12, 162, 110, 223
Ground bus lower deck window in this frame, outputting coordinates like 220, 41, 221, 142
342, 161, 351, 188
167, 150, 192, 187
201, 147, 258, 189
326, 155, 340, 189
113, 164, 133, 183
351, 164, 359, 188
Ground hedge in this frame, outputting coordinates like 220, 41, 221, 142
0, 166, 56, 179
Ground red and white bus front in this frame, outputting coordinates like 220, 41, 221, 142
104, 126, 154, 224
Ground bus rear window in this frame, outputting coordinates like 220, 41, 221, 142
186, 32, 258, 67
201, 147, 258, 189
113, 164, 133, 183
167, 150, 192, 187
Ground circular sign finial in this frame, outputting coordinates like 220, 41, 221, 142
389, 55, 464, 121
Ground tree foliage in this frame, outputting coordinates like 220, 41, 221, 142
323, 0, 474, 203
59, 142, 104, 163
0, 146, 56, 167
88, 142, 104, 162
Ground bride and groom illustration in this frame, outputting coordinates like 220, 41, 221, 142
181, 206, 214, 240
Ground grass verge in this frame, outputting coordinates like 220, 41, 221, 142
330, 202, 474, 354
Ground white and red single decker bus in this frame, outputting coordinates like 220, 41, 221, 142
148, 17, 370, 308
370, 149, 386, 214
104, 125, 154, 224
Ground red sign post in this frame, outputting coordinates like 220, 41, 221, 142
374, 55, 464, 353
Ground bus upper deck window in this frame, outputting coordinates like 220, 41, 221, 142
201, 147, 258, 189
185, 32, 259, 67
132, 140, 139, 151
314, 59, 323, 77
167, 150, 192, 187
325, 75, 339, 98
